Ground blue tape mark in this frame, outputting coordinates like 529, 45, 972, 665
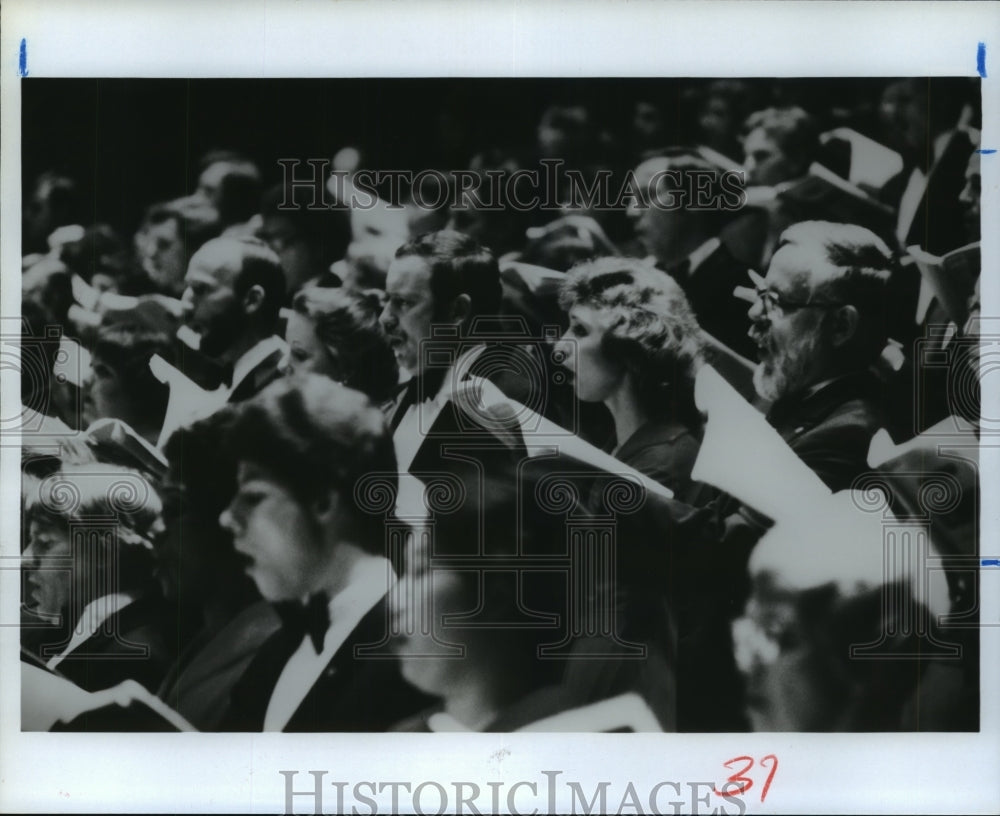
18, 38, 28, 78
983, 559, 1000, 567
977, 42, 987, 78
977, 149, 997, 155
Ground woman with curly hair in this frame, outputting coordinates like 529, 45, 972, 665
554, 257, 705, 498
284, 286, 400, 405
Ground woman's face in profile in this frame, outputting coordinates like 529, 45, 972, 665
219, 461, 323, 601
85, 353, 132, 426
554, 305, 623, 403
284, 312, 342, 382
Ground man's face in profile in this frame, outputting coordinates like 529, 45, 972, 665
140, 216, 187, 295
748, 243, 829, 402
380, 254, 438, 376
195, 161, 234, 211
627, 158, 685, 267
182, 241, 245, 359
743, 127, 795, 187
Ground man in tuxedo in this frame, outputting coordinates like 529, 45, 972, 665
181, 236, 287, 402
378, 230, 544, 519
627, 152, 757, 360
218, 374, 432, 731
747, 220, 893, 491
877, 78, 975, 353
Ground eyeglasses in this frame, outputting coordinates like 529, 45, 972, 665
745, 269, 845, 317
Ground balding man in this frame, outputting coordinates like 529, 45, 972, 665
181, 237, 287, 402
748, 220, 893, 490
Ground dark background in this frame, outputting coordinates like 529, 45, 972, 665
21, 77, 971, 241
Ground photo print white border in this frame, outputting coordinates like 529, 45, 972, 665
1, 1, 998, 813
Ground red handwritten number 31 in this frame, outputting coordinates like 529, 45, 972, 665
713, 754, 779, 802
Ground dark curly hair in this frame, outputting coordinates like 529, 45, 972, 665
291, 286, 399, 403
223, 374, 398, 555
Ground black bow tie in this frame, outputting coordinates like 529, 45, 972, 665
274, 592, 331, 653
389, 366, 451, 431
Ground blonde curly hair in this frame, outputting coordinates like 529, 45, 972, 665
559, 256, 704, 421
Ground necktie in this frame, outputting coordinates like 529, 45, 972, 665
274, 592, 331, 653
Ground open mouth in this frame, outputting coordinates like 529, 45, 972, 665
232, 550, 255, 571
749, 326, 771, 356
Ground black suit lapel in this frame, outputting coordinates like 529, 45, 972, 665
222, 624, 304, 731
228, 348, 284, 403
906, 130, 973, 255
283, 594, 434, 732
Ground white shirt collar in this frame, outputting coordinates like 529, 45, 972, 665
263, 554, 394, 731
46, 592, 137, 671
230, 335, 286, 395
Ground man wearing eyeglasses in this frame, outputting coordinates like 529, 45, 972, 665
746, 220, 893, 491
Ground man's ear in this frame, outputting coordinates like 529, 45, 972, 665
449, 293, 472, 325
829, 304, 860, 348
242, 284, 265, 317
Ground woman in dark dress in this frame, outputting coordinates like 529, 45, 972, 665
551, 257, 748, 731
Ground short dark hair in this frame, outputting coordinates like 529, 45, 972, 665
92, 322, 175, 422
637, 151, 737, 231
224, 374, 398, 554
395, 229, 502, 322
198, 150, 262, 225
743, 106, 820, 170
291, 287, 399, 403
229, 237, 286, 331
142, 199, 221, 258
162, 405, 239, 525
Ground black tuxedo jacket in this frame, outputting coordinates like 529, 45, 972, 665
227, 348, 285, 403
222, 594, 434, 732
880, 129, 973, 257
47, 594, 176, 694
766, 371, 886, 493
879, 130, 974, 348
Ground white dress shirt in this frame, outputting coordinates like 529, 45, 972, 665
896, 130, 954, 245
263, 554, 394, 732
391, 344, 489, 524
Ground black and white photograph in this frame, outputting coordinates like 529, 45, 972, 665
1, 2, 997, 813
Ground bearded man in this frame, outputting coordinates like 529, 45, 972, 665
747, 220, 892, 491
180, 237, 287, 403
